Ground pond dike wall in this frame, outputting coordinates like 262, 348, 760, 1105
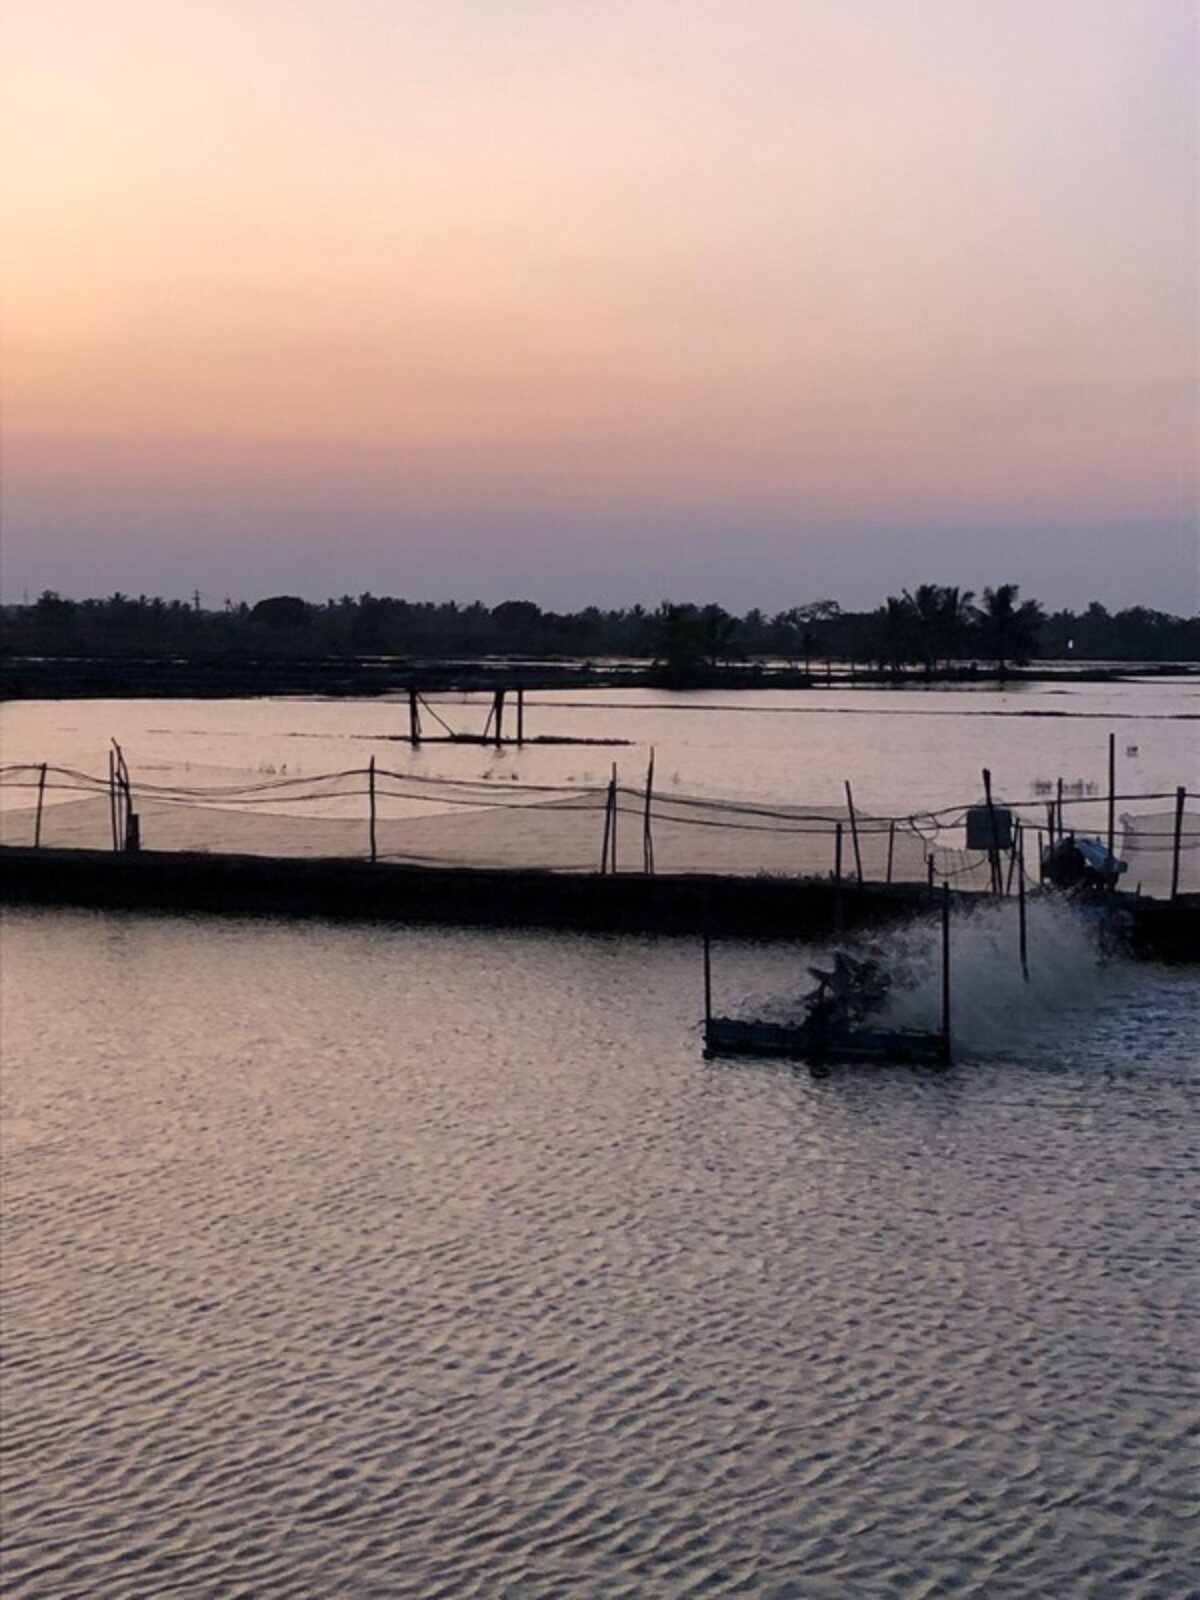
1, 846, 1195, 959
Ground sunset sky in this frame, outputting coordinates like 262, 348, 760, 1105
2, 0, 1196, 610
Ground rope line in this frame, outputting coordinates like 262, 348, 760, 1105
2, 764, 1195, 845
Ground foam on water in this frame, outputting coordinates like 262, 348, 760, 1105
746, 897, 1129, 1061
877, 896, 1126, 1058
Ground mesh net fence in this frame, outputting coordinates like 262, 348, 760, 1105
1119, 806, 1200, 898
1, 763, 1194, 895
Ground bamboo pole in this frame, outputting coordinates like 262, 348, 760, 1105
1056, 777, 1064, 844
608, 762, 618, 874
108, 749, 120, 852
844, 780, 864, 886
599, 779, 613, 874
833, 822, 843, 934
33, 762, 47, 848
408, 687, 422, 745
114, 743, 136, 852
940, 883, 952, 1063
119, 751, 131, 850
982, 767, 1002, 895
643, 748, 655, 874
885, 820, 895, 885
703, 931, 712, 1033
1106, 732, 1116, 862
368, 757, 377, 863
516, 687, 525, 745
1171, 786, 1186, 900
1017, 827, 1029, 981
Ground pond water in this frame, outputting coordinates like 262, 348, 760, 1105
2, 678, 1196, 814
2, 681, 1196, 887
1, 908, 1197, 1598
2, 683, 1197, 1593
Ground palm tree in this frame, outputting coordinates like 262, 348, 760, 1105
651, 602, 703, 680
699, 603, 740, 668
876, 596, 916, 676
978, 584, 1044, 674
900, 584, 975, 674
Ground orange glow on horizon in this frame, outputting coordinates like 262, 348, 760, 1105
2, 0, 1195, 601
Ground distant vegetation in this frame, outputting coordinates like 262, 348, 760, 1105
4, 585, 1197, 682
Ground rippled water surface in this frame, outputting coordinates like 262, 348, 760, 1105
2, 908, 1197, 1597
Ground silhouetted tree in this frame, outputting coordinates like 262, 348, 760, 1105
699, 603, 740, 668
250, 595, 311, 631
976, 584, 1043, 674
900, 585, 975, 674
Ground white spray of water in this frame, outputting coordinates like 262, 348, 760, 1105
874, 897, 1126, 1058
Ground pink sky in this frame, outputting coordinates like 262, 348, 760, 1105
2, 0, 1196, 608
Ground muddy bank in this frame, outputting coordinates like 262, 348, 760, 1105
3, 653, 1186, 701
2, 845, 1195, 958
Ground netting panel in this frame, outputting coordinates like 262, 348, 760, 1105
1120, 808, 1200, 897
1, 764, 1193, 894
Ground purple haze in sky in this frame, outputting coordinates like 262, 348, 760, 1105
3, 0, 1196, 610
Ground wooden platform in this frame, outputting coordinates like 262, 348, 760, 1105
704, 1015, 951, 1067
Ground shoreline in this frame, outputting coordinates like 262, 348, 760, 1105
2, 655, 1194, 701
3, 846, 1196, 961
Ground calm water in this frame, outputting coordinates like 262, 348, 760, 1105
2, 908, 1197, 1598
2, 678, 1197, 814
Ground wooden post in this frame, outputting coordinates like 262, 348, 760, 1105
516, 686, 525, 745
1036, 828, 1045, 883
1017, 827, 1029, 982
1106, 732, 1116, 863
643, 748, 655, 874
608, 762, 618, 874
1171, 786, 1186, 901
833, 822, 843, 934
982, 767, 1002, 895
1056, 777, 1064, 844
493, 689, 505, 747
927, 852, 936, 900
844, 781, 864, 886
1046, 801, 1055, 851
368, 756, 377, 863
940, 883, 952, 1064
703, 931, 713, 1033
114, 743, 136, 852
34, 762, 47, 848
885, 820, 895, 885
408, 688, 422, 745
1005, 821, 1019, 897
599, 780, 612, 874
108, 749, 120, 852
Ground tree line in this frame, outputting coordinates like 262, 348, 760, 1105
5, 584, 1197, 677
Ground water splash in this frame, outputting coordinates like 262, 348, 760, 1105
876, 896, 1124, 1057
